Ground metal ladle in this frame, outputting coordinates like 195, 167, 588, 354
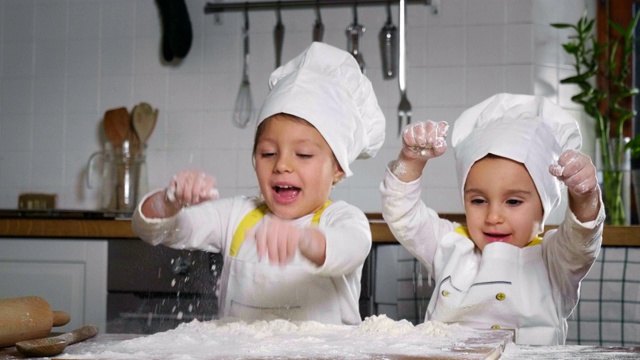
379, 1, 397, 79
346, 3, 365, 73
233, 7, 253, 128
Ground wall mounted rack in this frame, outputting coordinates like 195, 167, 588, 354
204, 0, 438, 15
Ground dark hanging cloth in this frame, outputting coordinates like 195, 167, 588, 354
156, 0, 193, 62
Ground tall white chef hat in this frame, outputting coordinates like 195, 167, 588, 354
256, 42, 386, 177
451, 93, 582, 226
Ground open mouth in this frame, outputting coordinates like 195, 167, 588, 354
484, 233, 509, 243
272, 185, 301, 203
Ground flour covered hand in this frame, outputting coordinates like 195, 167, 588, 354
549, 150, 598, 197
549, 149, 600, 222
166, 169, 219, 207
252, 217, 325, 266
401, 120, 449, 160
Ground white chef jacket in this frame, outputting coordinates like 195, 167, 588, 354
380, 166, 604, 345
132, 191, 371, 325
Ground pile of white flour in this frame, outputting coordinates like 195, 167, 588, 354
59, 315, 501, 359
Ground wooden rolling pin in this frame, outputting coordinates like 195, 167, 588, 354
0, 296, 70, 348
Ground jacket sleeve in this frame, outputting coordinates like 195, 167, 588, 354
131, 191, 247, 254
543, 204, 605, 316
379, 163, 456, 273
308, 201, 372, 277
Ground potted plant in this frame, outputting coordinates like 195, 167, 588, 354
552, 12, 640, 225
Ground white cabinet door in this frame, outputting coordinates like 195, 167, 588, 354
0, 239, 107, 333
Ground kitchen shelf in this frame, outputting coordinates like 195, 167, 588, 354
204, 0, 438, 14
0, 214, 638, 247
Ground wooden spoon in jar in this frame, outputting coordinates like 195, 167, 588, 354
15, 325, 98, 358
103, 107, 131, 148
132, 102, 158, 147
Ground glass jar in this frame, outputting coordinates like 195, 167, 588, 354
87, 141, 147, 212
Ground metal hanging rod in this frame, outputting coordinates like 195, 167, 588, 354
204, 0, 438, 14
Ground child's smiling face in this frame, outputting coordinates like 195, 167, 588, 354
254, 114, 344, 219
463, 155, 544, 251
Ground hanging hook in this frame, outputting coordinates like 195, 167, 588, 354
385, 0, 392, 24
276, 1, 282, 23
243, 2, 249, 31
352, 2, 358, 25
314, 1, 322, 25
312, 0, 324, 42
274, 1, 285, 68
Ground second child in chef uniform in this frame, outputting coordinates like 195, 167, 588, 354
132, 42, 385, 325
380, 93, 605, 345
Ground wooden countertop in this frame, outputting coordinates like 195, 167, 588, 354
0, 214, 638, 246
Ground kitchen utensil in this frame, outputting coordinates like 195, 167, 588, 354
0, 296, 70, 348
397, 0, 412, 136
15, 325, 98, 357
346, 4, 366, 73
233, 8, 254, 128
128, 119, 140, 157
132, 102, 158, 147
379, 1, 397, 79
312, 3, 324, 42
103, 107, 131, 148
131, 102, 155, 199
273, 5, 285, 68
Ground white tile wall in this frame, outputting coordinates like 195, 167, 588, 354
0, 0, 592, 219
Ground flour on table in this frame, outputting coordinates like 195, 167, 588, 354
57, 315, 507, 359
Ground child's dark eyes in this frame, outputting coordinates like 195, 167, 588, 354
468, 197, 523, 206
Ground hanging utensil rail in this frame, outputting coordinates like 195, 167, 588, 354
204, 0, 438, 14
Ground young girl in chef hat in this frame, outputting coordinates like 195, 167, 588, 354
380, 93, 604, 345
132, 42, 385, 325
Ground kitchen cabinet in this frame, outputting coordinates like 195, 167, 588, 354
0, 238, 107, 333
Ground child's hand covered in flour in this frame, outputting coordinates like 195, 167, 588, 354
252, 217, 326, 266
139, 169, 219, 219
401, 120, 449, 160
549, 149, 601, 222
391, 120, 449, 182
166, 169, 219, 207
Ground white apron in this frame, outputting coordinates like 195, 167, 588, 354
218, 202, 342, 324
428, 228, 564, 345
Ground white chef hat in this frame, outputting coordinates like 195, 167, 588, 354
451, 93, 582, 226
256, 42, 386, 177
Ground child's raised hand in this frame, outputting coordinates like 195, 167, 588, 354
548, 150, 598, 197
549, 150, 601, 222
401, 120, 449, 160
165, 169, 219, 207
253, 217, 325, 266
